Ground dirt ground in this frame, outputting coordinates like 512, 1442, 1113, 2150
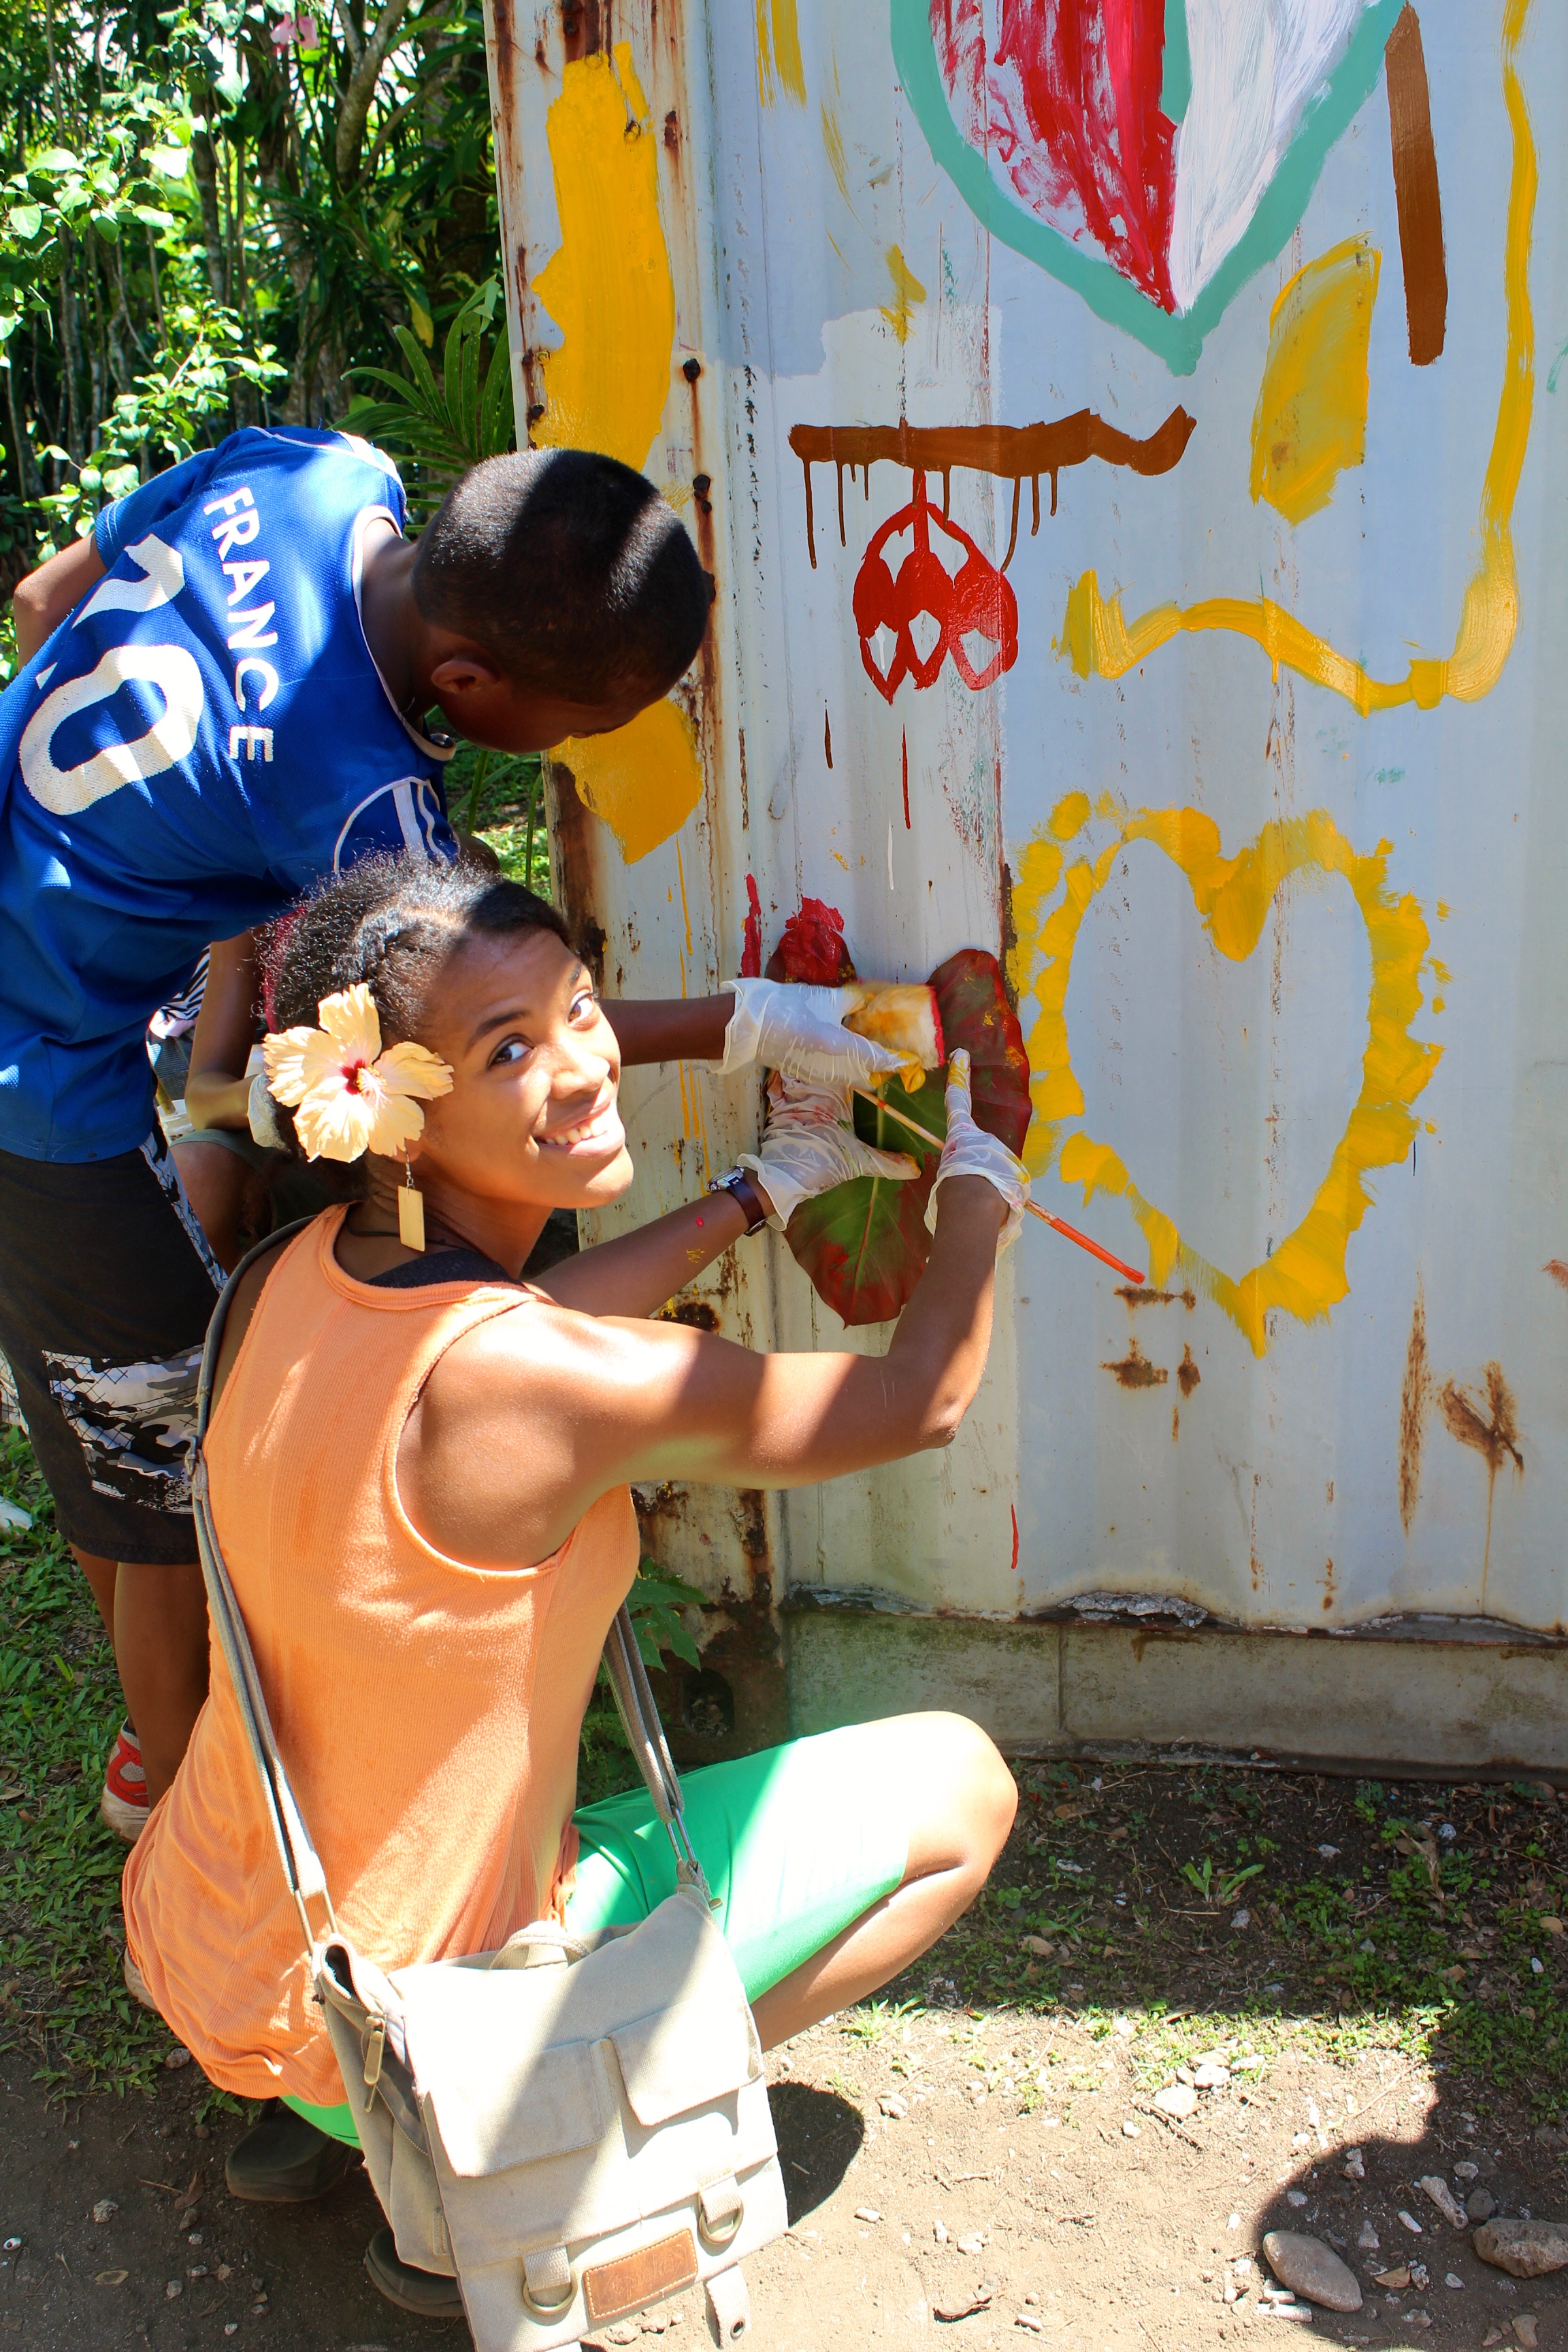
1, 1991, 1565, 2350
3, 1759, 1566, 2352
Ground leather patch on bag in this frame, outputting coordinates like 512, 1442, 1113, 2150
583, 2228, 700, 2326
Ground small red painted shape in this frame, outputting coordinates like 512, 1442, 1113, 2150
853, 472, 1019, 703
740, 873, 763, 977
933, 0, 1178, 311
770, 897, 857, 985
1009, 1503, 1019, 1574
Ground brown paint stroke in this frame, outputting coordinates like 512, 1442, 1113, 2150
789, 407, 1196, 569
1399, 1276, 1431, 1535
1438, 1362, 1523, 1610
1115, 1284, 1196, 1309
1176, 1345, 1201, 1398
1386, 5, 1448, 365
1102, 1337, 1167, 1390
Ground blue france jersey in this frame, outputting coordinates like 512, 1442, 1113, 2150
0, 427, 456, 1162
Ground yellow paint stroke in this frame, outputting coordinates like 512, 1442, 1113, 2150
1013, 795, 1441, 1356
821, 101, 849, 201
1058, 0, 1535, 717
756, 0, 806, 108
532, 44, 674, 471
558, 699, 703, 866
1250, 238, 1380, 525
881, 246, 927, 343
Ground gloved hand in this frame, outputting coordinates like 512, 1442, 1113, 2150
718, 976, 907, 1090
739, 1071, 919, 1230
247, 1066, 287, 1150
924, 1050, 1030, 1247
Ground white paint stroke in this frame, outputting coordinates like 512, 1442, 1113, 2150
1169, 0, 1369, 313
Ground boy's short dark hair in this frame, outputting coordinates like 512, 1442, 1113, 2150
410, 448, 711, 705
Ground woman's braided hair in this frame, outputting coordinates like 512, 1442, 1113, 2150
260, 852, 570, 1178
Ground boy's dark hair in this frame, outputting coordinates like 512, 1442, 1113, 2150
410, 448, 711, 705
263, 853, 570, 1176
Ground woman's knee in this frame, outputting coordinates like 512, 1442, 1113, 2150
879, 1710, 1017, 1880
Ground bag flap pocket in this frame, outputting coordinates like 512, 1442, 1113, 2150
393, 1967, 606, 2178
610, 1994, 759, 2127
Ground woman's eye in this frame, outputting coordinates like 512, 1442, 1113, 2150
491, 1036, 531, 1067
570, 990, 598, 1024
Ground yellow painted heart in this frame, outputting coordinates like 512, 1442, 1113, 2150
1008, 794, 1442, 1355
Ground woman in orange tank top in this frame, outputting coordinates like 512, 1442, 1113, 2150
124, 854, 1024, 2316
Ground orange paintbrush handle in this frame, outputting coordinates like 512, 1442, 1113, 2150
1024, 1201, 1145, 1286
850, 1085, 1146, 1286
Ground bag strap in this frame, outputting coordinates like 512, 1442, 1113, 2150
189, 1224, 712, 1962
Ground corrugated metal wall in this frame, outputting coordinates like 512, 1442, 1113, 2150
483, 0, 1568, 1767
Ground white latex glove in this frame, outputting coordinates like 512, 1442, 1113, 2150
718, 976, 907, 1089
924, 1049, 1030, 1247
739, 1071, 920, 1230
247, 1066, 287, 1150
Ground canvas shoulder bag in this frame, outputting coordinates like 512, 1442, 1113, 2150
189, 1228, 787, 2349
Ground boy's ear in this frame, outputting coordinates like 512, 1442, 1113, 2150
428, 645, 505, 698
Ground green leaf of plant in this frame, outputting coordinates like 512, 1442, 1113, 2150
786, 944, 1032, 1326
7, 204, 42, 240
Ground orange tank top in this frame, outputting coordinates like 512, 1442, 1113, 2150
122, 1209, 638, 2108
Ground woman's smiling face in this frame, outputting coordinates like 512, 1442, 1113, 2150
396, 925, 633, 1212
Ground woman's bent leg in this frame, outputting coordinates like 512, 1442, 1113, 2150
749, 1712, 1015, 2046
570, 1709, 1016, 2042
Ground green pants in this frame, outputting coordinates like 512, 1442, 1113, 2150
285, 1722, 910, 2147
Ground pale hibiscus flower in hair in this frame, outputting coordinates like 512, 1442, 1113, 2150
263, 984, 453, 1162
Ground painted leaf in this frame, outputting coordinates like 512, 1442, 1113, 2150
786, 945, 1031, 1326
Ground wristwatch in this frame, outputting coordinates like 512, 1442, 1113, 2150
707, 1166, 769, 1235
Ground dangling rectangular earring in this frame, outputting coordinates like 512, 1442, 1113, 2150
397, 1156, 426, 1252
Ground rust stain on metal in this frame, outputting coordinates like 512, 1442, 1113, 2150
545, 753, 607, 989
659, 1298, 719, 1332
1176, 1344, 1200, 1399
560, 0, 604, 61
1171, 1403, 1179, 1444
1322, 1558, 1337, 1614
1438, 1361, 1523, 1610
1102, 1337, 1167, 1390
1115, 1285, 1196, 1311
788, 407, 1195, 568
1545, 1259, 1568, 1294
1399, 1276, 1431, 1534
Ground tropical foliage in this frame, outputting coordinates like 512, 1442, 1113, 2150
0, 0, 512, 621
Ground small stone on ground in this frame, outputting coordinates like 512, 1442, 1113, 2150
1262, 2231, 1364, 2313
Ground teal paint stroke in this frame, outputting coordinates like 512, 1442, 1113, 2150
1548, 336, 1568, 391
890, 0, 1403, 377
1160, 0, 1192, 127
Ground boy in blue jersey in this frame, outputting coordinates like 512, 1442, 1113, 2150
0, 430, 901, 1888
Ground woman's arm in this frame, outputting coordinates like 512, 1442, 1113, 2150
602, 996, 734, 1066
529, 1189, 752, 1319
185, 934, 262, 1130
407, 1175, 1009, 1568
12, 535, 107, 662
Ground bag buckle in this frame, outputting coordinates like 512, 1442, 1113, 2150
361, 2014, 386, 2111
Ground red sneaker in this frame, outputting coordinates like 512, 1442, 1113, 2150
101, 1723, 148, 1842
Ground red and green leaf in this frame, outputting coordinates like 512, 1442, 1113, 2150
783, 941, 1031, 1326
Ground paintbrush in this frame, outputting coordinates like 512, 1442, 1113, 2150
850, 1083, 1147, 1287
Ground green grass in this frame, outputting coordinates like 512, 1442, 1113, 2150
0, 1427, 174, 2095
879, 1759, 1568, 2121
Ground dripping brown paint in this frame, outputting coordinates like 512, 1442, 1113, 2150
1399, 1276, 1431, 1535
1385, 5, 1448, 365
788, 406, 1196, 568
1437, 1362, 1522, 1609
